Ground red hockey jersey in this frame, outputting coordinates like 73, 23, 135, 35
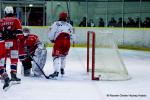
0, 16, 22, 32
19, 34, 40, 56
0, 16, 22, 40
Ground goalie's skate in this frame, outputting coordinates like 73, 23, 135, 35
48, 71, 59, 79
24, 69, 31, 77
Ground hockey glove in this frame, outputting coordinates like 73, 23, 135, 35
50, 40, 55, 43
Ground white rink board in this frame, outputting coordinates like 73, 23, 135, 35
29, 27, 150, 47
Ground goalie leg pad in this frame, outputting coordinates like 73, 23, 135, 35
32, 47, 47, 76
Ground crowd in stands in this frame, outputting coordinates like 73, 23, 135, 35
78, 16, 150, 27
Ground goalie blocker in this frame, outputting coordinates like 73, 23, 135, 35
18, 27, 47, 77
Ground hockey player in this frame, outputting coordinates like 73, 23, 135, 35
0, 6, 22, 90
18, 27, 47, 77
48, 12, 74, 79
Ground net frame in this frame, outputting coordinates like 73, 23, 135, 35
87, 31, 130, 81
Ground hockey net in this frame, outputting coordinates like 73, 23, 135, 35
87, 31, 130, 81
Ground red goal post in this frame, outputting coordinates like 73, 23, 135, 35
86, 31, 130, 81
87, 31, 99, 80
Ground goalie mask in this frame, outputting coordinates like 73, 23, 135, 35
4, 6, 14, 15
23, 27, 30, 36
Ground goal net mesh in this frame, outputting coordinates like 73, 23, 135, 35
88, 31, 130, 81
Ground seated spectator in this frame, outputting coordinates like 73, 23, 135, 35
98, 18, 105, 27
79, 17, 86, 27
116, 17, 126, 27
126, 17, 136, 27
143, 17, 150, 27
87, 19, 95, 27
135, 17, 142, 27
108, 17, 117, 27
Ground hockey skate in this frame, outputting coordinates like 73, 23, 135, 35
48, 71, 59, 79
3, 77, 10, 91
1, 73, 11, 91
60, 68, 65, 76
10, 72, 21, 84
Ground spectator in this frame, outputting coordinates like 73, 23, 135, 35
126, 17, 136, 27
79, 17, 86, 27
87, 19, 95, 27
116, 17, 126, 27
143, 17, 150, 27
98, 18, 105, 27
108, 17, 117, 27
135, 17, 142, 27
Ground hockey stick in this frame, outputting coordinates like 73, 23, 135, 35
66, 0, 70, 21
66, 0, 76, 47
28, 54, 49, 79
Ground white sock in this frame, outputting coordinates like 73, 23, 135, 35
53, 57, 61, 72
61, 56, 66, 69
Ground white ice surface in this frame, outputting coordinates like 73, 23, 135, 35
0, 47, 150, 100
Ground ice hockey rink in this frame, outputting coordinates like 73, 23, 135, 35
0, 47, 150, 100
